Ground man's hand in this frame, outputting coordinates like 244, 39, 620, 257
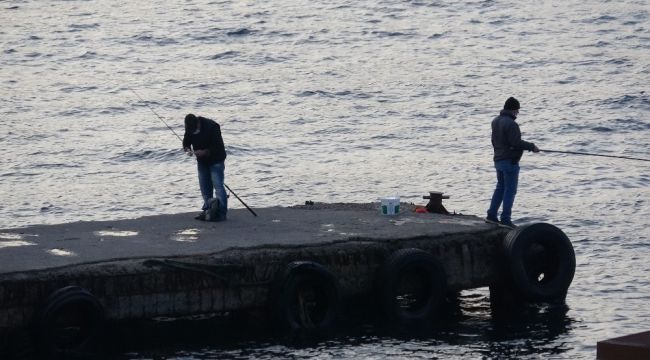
533, 145, 540, 153
194, 149, 209, 158
184, 147, 194, 156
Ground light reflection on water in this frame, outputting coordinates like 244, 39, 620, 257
171, 228, 201, 242
115, 289, 577, 359
1, 0, 648, 359
46, 248, 77, 257
94, 230, 139, 237
0, 240, 37, 249
0, 233, 39, 249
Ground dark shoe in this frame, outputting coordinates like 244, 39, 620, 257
484, 216, 499, 225
499, 220, 517, 230
206, 198, 227, 222
194, 211, 207, 221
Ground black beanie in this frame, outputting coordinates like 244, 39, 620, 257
185, 113, 198, 132
504, 97, 520, 111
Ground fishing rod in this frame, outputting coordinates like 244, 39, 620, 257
224, 184, 257, 217
129, 87, 258, 217
129, 88, 184, 143
540, 149, 650, 162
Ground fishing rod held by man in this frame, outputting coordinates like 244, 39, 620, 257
129, 87, 184, 144
540, 149, 650, 162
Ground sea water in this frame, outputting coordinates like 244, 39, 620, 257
1, 1, 649, 358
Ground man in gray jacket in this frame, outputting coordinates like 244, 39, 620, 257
486, 97, 539, 229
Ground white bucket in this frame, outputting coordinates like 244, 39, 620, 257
379, 196, 400, 215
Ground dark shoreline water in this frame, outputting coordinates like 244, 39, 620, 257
2, 0, 649, 358
111, 289, 574, 360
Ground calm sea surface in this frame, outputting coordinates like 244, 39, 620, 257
1, 1, 649, 359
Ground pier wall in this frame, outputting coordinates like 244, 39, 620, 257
0, 228, 504, 329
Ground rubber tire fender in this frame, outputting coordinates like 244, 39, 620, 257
377, 248, 447, 326
36, 286, 105, 359
271, 261, 340, 332
503, 223, 576, 302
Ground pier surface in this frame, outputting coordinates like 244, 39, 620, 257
0, 203, 494, 275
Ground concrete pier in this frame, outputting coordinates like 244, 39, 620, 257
0, 204, 498, 327
0, 203, 575, 358
0, 203, 501, 325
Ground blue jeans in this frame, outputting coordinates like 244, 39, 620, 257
197, 162, 228, 218
487, 159, 520, 223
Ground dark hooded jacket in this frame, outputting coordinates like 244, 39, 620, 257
491, 110, 535, 163
182, 117, 227, 165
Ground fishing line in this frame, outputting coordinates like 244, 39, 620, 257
128, 87, 258, 217
540, 149, 650, 162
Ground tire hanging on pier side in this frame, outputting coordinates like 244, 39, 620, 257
377, 248, 447, 327
36, 286, 105, 360
272, 261, 340, 332
503, 223, 576, 302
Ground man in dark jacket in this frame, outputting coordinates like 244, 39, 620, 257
183, 114, 228, 221
486, 97, 539, 229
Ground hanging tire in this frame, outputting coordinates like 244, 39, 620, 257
503, 223, 576, 302
272, 261, 340, 332
377, 248, 447, 326
36, 286, 105, 359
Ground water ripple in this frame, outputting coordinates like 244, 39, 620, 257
2, 1, 649, 359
